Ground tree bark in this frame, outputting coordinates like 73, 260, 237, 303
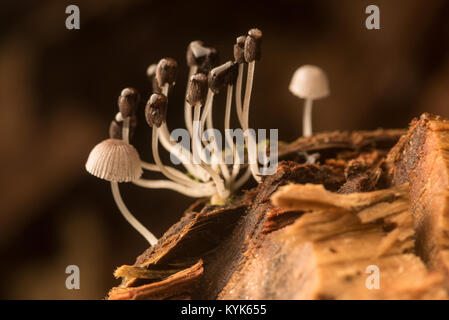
108, 123, 449, 300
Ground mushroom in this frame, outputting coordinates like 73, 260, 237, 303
233, 35, 246, 125
85, 138, 158, 246
289, 65, 330, 137
117, 87, 140, 143
242, 28, 262, 130
156, 57, 178, 96
206, 61, 239, 183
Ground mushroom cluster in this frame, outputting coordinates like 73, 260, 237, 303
85, 28, 265, 245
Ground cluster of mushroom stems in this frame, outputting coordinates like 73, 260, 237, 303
86, 28, 331, 246
86, 29, 265, 245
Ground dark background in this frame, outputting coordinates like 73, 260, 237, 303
1, 0, 449, 299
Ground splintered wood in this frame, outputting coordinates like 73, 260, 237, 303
107, 123, 449, 300
267, 183, 446, 299
387, 114, 449, 282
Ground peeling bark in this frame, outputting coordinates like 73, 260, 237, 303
107, 125, 449, 300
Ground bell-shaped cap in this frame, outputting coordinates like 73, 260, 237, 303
289, 65, 330, 100
186, 73, 208, 106
156, 58, 178, 88
85, 139, 142, 182
145, 93, 168, 128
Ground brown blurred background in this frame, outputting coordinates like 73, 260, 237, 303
1, 0, 449, 299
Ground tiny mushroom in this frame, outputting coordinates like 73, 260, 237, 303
117, 87, 140, 143
156, 57, 178, 95
234, 35, 246, 124
289, 65, 330, 137
85, 138, 158, 246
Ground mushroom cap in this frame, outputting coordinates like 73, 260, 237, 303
85, 139, 142, 182
289, 65, 330, 100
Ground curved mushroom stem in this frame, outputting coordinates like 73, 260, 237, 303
200, 90, 214, 132
192, 104, 229, 199
242, 61, 255, 130
122, 116, 130, 143
152, 126, 206, 188
206, 96, 231, 182
140, 161, 213, 189
235, 63, 245, 125
111, 181, 158, 246
192, 105, 203, 165
133, 178, 215, 197
158, 122, 210, 182
184, 66, 198, 137
224, 85, 240, 184
241, 61, 261, 182
159, 82, 210, 182
303, 98, 313, 137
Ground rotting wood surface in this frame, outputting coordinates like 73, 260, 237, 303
108, 122, 449, 300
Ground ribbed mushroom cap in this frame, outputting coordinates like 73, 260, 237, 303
289, 65, 330, 100
85, 139, 142, 182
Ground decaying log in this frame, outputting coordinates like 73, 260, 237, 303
387, 113, 449, 283
107, 123, 449, 300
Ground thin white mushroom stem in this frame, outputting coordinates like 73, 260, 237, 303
224, 85, 234, 155
242, 61, 255, 130
184, 66, 198, 136
224, 85, 240, 183
192, 105, 203, 165
152, 126, 206, 188
245, 129, 262, 182
200, 89, 214, 131
303, 98, 313, 137
158, 81, 210, 182
235, 63, 245, 125
158, 122, 210, 182
122, 116, 130, 143
206, 98, 231, 182
140, 161, 213, 189
192, 103, 228, 199
199, 162, 228, 200
241, 61, 261, 182
133, 178, 215, 198
111, 181, 158, 246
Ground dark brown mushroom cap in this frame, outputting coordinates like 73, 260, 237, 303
118, 88, 140, 118
208, 61, 238, 94
244, 28, 262, 62
156, 58, 178, 88
234, 35, 246, 64
186, 73, 208, 106
145, 93, 168, 128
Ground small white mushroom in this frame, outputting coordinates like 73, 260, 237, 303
289, 65, 330, 137
85, 138, 158, 246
